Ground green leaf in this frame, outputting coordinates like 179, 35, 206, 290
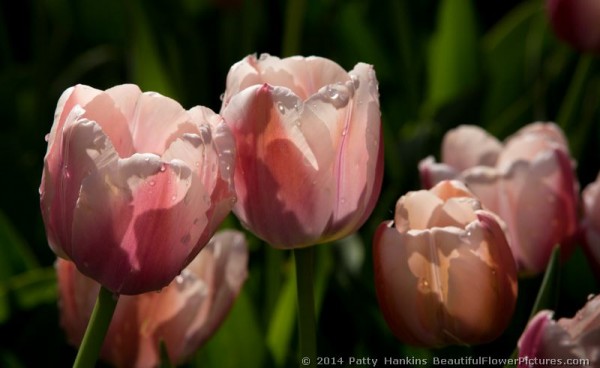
9, 268, 57, 311
425, 0, 480, 115
196, 290, 266, 368
158, 340, 173, 368
266, 262, 297, 367
528, 246, 561, 319
129, 0, 176, 98
0, 211, 38, 280
482, 0, 543, 132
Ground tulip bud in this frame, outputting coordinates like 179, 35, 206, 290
220, 54, 384, 248
57, 230, 249, 368
546, 0, 600, 53
419, 123, 579, 274
518, 295, 600, 367
40, 84, 236, 294
373, 180, 518, 347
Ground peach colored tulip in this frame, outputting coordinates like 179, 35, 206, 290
57, 230, 248, 368
419, 123, 579, 274
518, 295, 600, 367
546, 0, 600, 53
373, 180, 518, 347
40, 84, 236, 294
220, 54, 383, 248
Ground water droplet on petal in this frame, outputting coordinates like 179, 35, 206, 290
259, 53, 269, 61
44, 133, 50, 142
219, 93, 225, 101
171, 195, 177, 202
160, 164, 166, 172
351, 74, 360, 89
277, 101, 285, 115
588, 293, 595, 301
149, 180, 156, 187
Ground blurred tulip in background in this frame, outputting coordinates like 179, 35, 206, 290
57, 230, 248, 368
546, 0, 600, 53
419, 123, 579, 274
518, 294, 600, 367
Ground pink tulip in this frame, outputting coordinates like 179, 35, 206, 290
40, 84, 236, 294
373, 180, 518, 347
546, 0, 600, 53
518, 295, 600, 367
582, 172, 600, 277
419, 123, 579, 274
57, 230, 248, 368
220, 54, 384, 248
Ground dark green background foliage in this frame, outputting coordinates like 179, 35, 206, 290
0, 0, 598, 367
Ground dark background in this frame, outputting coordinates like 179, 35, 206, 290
0, 0, 598, 367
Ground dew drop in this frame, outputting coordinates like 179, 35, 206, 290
171, 194, 177, 202
149, 180, 156, 187
588, 293, 595, 301
351, 74, 360, 89
160, 164, 166, 172
277, 101, 285, 115
259, 53, 269, 61
325, 86, 339, 100
219, 93, 225, 101
175, 275, 184, 284
44, 133, 50, 142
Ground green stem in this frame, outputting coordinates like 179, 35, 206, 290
294, 247, 316, 368
282, 0, 306, 57
557, 54, 593, 131
73, 286, 119, 368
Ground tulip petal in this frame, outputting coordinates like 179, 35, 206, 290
107, 88, 193, 155
68, 123, 205, 293
325, 63, 383, 237
418, 156, 459, 189
442, 125, 502, 171
518, 310, 554, 362
223, 84, 335, 247
225, 54, 352, 102
463, 149, 578, 273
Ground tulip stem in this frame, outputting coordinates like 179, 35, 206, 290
294, 247, 316, 368
73, 286, 119, 368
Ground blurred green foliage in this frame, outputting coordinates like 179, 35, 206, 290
0, 0, 599, 367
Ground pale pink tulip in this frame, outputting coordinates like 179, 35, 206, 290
546, 0, 600, 53
220, 54, 383, 248
57, 230, 248, 368
518, 295, 600, 367
419, 123, 579, 274
40, 84, 236, 294
373, 180, 518, 347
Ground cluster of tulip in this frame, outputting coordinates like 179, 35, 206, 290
377, 123, 599, 365
40, 54, 383, 367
